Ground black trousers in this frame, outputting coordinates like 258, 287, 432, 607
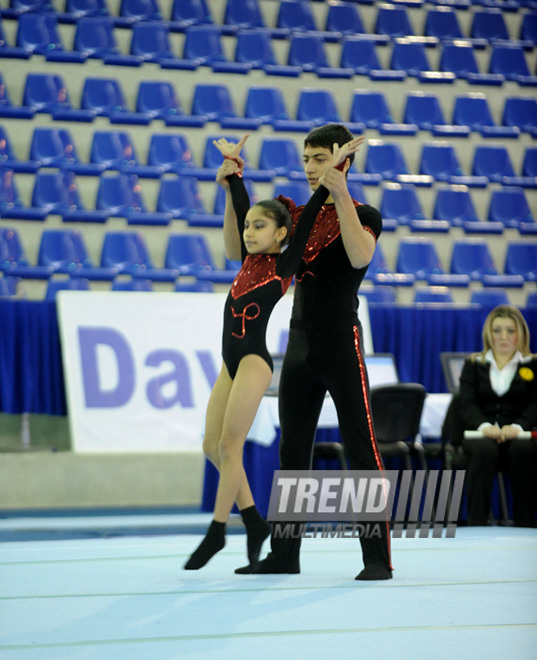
462, 436, 537, 527
272, 324, 392, 570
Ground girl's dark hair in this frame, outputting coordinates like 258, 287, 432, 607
253, 199, 292, 246
304, 124, 356, 167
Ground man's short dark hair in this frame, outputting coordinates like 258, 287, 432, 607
304, 124, 356, 166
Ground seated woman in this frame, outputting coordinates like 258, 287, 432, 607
459, 305, 537, 527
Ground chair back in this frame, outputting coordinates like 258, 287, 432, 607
370, 383, 426, 443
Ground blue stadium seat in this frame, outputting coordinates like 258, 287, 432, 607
258, 137, 304, 178
71, 16, 123, 60
296, 88, 342, 126
100, 230, 157, 277
59, 0, 110, 22
182, 24, 250, 73
439, 42, 503, 85
287, 33, 353, 77
111, 278, 154, 291
191, 83, 260, 129
325, 2, 366, 37
451, 93, 518, 137
0, 72, 34, 119
364, 140, 409, 182
22, 73, 72, 116
379, 183, 426, 226
470, 9, 510, 43
502, 96, 537, 135
487, 187, 533, 228
128, 21, 176, 63
396, 237, 464, 284
0, 227, 32, 276
95, 173, 171, 225
163, 233, 216, 276
156, 176, 220, 226
276, 0, 318, 34
11, 12, 65, 57
375, 4, 414, 38
504, 242, 537, 281
224, 0, 265, 30
146, 133, 198, 175
340, 37, 393, 78
526, 291, 537, 307
489, 45, 537, 84
519, 12, 537, 44
414, 286, 454, 303
1, 0, 54, 18
243, 86, 292, 126
432, 187, 480, 226
0, 169, 47, 221
83, 130, 140, 174
418, 142, 465, 183
522, 147, 537, 177
402, 92, 447, 132
470, 288, 510, 307
471, 145, 516, 183
360, 286, 396, 304
273, 181, 311, 207
45, 277, 91, 299
424, 7, 464, 41
38, 229, 114, 279
349, 90, 416, 135
28, 126, 79, 169
117, 0, 162, 25
449, 238, 499, 280
234, 29, 301, 76
170, 0, 213, 30
390, 40, 446, 81
0, 124, 39, 172
54, 76, 148, 124
135, 80, 181, 120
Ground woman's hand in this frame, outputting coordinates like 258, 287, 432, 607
499, 425, 522, 442
481, 423, 501, 441
212, 135, 249, 160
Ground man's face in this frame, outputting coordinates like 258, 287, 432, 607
302, 145, 335, 191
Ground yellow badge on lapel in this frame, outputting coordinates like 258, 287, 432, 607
519, 367, 534, 381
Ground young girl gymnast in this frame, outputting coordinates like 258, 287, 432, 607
184, 135, 364, 570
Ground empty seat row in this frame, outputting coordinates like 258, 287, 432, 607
3, 0, 536, 45
369, 237, 537, 285
2, 227, 535, 289
2, 279, 535, 307
0, 226, 239, 283
1, 168, 534, 233
3, 124, 536, 189
1, 16, 536, 85
1, 72, 536, 139
361, 285, 537, 308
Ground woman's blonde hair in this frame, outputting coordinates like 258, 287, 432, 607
477, 305, 532, 359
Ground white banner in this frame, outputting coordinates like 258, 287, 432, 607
57, 291, 373, 453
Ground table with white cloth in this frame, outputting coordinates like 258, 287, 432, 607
201, 393, 452, 517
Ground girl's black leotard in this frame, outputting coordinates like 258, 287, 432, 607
221, 175, 329, 379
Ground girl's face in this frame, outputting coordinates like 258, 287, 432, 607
243, 207, 287, 254
490, 317, 519, 361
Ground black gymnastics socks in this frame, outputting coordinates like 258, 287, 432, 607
184, 520, 226, 570
240, 506, 271, 569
